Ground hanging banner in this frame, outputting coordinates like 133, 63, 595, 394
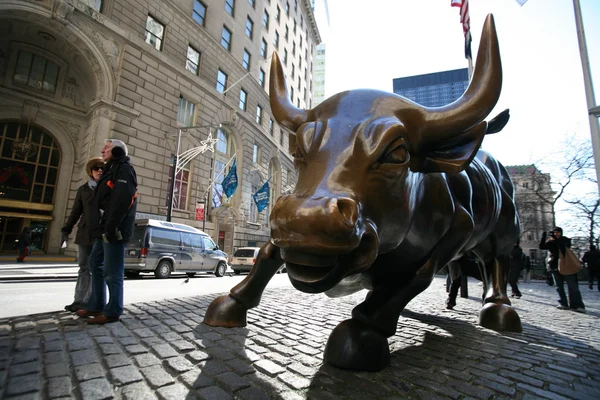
252, 181, 270, 213
195, 202, 205, 221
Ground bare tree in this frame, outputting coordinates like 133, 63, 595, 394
565, 197, 600, 247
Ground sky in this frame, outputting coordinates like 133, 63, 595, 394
317, 0, 600, 180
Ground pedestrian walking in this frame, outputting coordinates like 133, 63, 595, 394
539, 227, 585, 312
523, 255, 532, 283
582, 245, 600, 291
61, 157, 105, 312
509, 241, 524, 298
15, 227, 31, 262
76, 139, 138, 325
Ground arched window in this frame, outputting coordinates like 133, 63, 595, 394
212, 128, 236, 209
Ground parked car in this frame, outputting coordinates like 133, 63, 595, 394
124, 219, 229, 279
230, 247, 286, 274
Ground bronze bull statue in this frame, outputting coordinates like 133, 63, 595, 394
204, 14, 521, 371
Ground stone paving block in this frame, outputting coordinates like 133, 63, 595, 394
253, 360, 285, 377
75, 363, 105, 381
141, 365, 175, 388
152, 343, 178, 359
118, 336, 139, 346
44, 351, 67, 365
156, 382, 198, 400
224, 358, 256, 376
110, 365, 144, 385
45, 362, 70, 378
68, 338, 94, 351
179, 369, 215, 389
99, 344, 122, 356
9, 360, 41, 377
43, 340, 65, 352
12, 350, 40, 364
70, 349, 99, 366
119, 382, 159, 400
4, 373, 42, 396
16, 336, 40, 350
135, 353, 162, 368
171, 339, 198, 352
264, 352, 292, 366
206, 347, 236, 361
287, 362, 317, 377
47, 376, 72, 398
234, 386, 271, 400
198, 360, 232, 377
79, 378, 114, 399
215, 371, 251, 391
105, 353, 132, 368
125, 344, 148, 355
277, 371, 311, 390
186, 350, 211, 363
196, 385, 233, 400
165, 356, 195, 373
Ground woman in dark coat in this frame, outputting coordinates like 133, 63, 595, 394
509, 241, 525, 298
61, 157, 104, 312
15, 227, 31, 262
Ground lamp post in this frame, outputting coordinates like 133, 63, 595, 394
167, 124, 221, 222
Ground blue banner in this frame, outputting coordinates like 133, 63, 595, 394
221, 159, 238, 198
252, 181, 270, 213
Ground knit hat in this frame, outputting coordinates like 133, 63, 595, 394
553, 227, 563, 234
85, 157, 104, 178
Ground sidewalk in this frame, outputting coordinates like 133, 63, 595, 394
1, 278, 599, 399
0, 254, 76, 263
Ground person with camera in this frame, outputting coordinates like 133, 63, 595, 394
539, 227, 585, 312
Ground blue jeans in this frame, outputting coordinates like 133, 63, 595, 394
87, 239, 125, 317
552, 270, 585, 309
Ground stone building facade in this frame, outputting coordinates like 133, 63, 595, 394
0, 0, 321, 256
506, 164, 555, 267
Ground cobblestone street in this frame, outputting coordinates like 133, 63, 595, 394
1, 277, 599, 399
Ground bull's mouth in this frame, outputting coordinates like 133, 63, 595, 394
280, 222, 379, 293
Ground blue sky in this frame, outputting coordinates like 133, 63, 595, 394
320, 0, 600, 174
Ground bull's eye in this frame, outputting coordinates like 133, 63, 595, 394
381, 140, 409, 165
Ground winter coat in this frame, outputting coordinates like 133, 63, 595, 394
582, 248, 600, 269
61, 182, 96, 245
539, 232, 571, 271
509, 245, 525, 281
16, 228, 31, 250
88, 154, 138, 242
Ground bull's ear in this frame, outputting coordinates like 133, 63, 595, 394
411, 122, 487, 173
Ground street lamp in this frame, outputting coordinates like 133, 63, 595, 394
166, 123, 221, 222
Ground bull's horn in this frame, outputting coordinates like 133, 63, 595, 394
269, 52, 312, 131
422, 14, 502, 141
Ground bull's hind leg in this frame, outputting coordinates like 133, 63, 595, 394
479, 255, 522, 332
203, 242, 283, 327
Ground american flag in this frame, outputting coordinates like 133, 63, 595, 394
451, 0, 472, 60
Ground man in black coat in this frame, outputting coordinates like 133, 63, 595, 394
508, 241, 524, 298
539, 227, 585, 312
61, 157, 105, 312
582, 245, 600, 291
76, 139, 138, 324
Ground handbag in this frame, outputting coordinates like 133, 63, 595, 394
558, 248, 583, 276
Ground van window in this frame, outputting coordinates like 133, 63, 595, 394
131, 226, 147, 247
181, 233, 193, 247
202, 236, 217, 250
151, 228, 180, 246
191, 234, 204, 249
234, 249, 256, 257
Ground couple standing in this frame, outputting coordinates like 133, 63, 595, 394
61, 139, 138, 324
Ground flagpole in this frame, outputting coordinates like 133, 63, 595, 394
201, 152, 238, 200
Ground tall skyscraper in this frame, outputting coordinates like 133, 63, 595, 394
393, 68, 469, 107
311, 0, 330, 105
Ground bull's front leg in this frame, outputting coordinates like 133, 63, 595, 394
478, 254, 522, 332
203, 242, 283, 327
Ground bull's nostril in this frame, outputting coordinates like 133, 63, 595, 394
336, 198, 359, 226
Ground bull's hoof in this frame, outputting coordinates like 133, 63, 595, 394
203, 295, 248, 327
324, 319, 390, 371
479, 302, 522, 333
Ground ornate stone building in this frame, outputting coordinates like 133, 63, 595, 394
506, 165, 555, 267
0, 0, 321, 255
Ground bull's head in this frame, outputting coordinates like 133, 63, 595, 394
269, 15, 502, 293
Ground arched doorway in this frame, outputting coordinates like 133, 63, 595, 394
0, 121, 61, 252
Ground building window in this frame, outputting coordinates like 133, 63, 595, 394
192, 0, 207, 26
291, 64, 295, 79
225, 0, 235, 16
285, 25, 289, 40
256, 105, 263, 124
221, 26, 232, 51
263, 10, 269, 29
269, 119, 274, 136
293, 20, 296, 34
166, 162, 190, 210
245, 17, 254, 39
261, 38, 267, 58
274, 31, 279, 49
216, 128, 228, 154
290, 87, 294, 102
186, 45, 200, 75
285, 2, 290, 16
294, 0, 298, 11
216, 69, 228, 93
299, 56, 302, 69
248, 0, 255, 8
292, 41, 296, 55
276, 5, 280, 22
250, 184, 258, 222
253, 143, 260, 164
280, 129, 284, 145
212, 129, 236, 209
259, 68, 265, 88
13, 51, 59, 94
239, 89, 247, 111
145, 15, 165, 51
177, 96, 195, 126
299, 36, 303, 49
283, 49, 288, 65
242, 49, 251, 71
82, 0, 102, 12
300, 14, 303, 28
